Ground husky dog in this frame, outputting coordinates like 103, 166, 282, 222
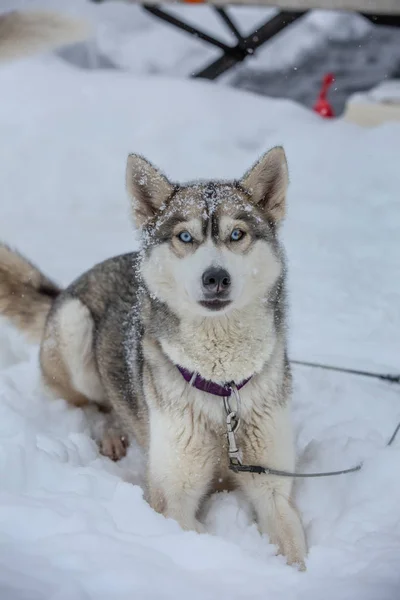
0, 148, 307, 568
0, 9, 89, 64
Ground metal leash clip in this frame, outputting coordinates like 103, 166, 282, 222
223, 384, 242, 466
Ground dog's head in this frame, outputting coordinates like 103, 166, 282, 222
126, 148, 288, 318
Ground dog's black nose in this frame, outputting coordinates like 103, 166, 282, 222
202, 267, 231, 294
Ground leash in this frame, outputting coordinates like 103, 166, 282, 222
291, 360, 400, 385
175, 364, 400, 478
223, 384, 400, 478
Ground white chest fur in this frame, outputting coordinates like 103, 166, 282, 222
160, 302, 276, 383
142, 330, 287, 427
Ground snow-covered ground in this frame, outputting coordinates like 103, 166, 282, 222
5, 0, 400, 114
0, 7, 400, 600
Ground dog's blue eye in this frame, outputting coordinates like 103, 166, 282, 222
230, 229, 244, 242
178, 231, 193, 243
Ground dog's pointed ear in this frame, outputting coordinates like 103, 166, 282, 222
240, 147, 289, 223
126, 154, 174, 227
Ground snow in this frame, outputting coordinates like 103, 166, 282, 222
368, 81, 400, 103
349, 80, 400, 105
0, 13, 400, 600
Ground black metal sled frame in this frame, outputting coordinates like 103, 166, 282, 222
141, 5, 400, 81
142, 6, 306, 80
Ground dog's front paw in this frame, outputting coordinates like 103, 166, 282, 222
99, 430, 129, 461
273, 535, 307, 571
284, 551, 306, 572
263, 495, 307, 570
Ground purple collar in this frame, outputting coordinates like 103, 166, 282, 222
177, 365, 252, 398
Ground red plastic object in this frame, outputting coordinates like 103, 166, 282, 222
313, 73, 335, 118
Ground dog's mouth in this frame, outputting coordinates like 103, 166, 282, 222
199, 299, 232, 311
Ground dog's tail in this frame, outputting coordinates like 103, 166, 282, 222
0, 10, 90, 64
0, 244, 62, 342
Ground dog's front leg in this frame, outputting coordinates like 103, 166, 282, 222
237, 406, 307, 569
146, 407, 216, 533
